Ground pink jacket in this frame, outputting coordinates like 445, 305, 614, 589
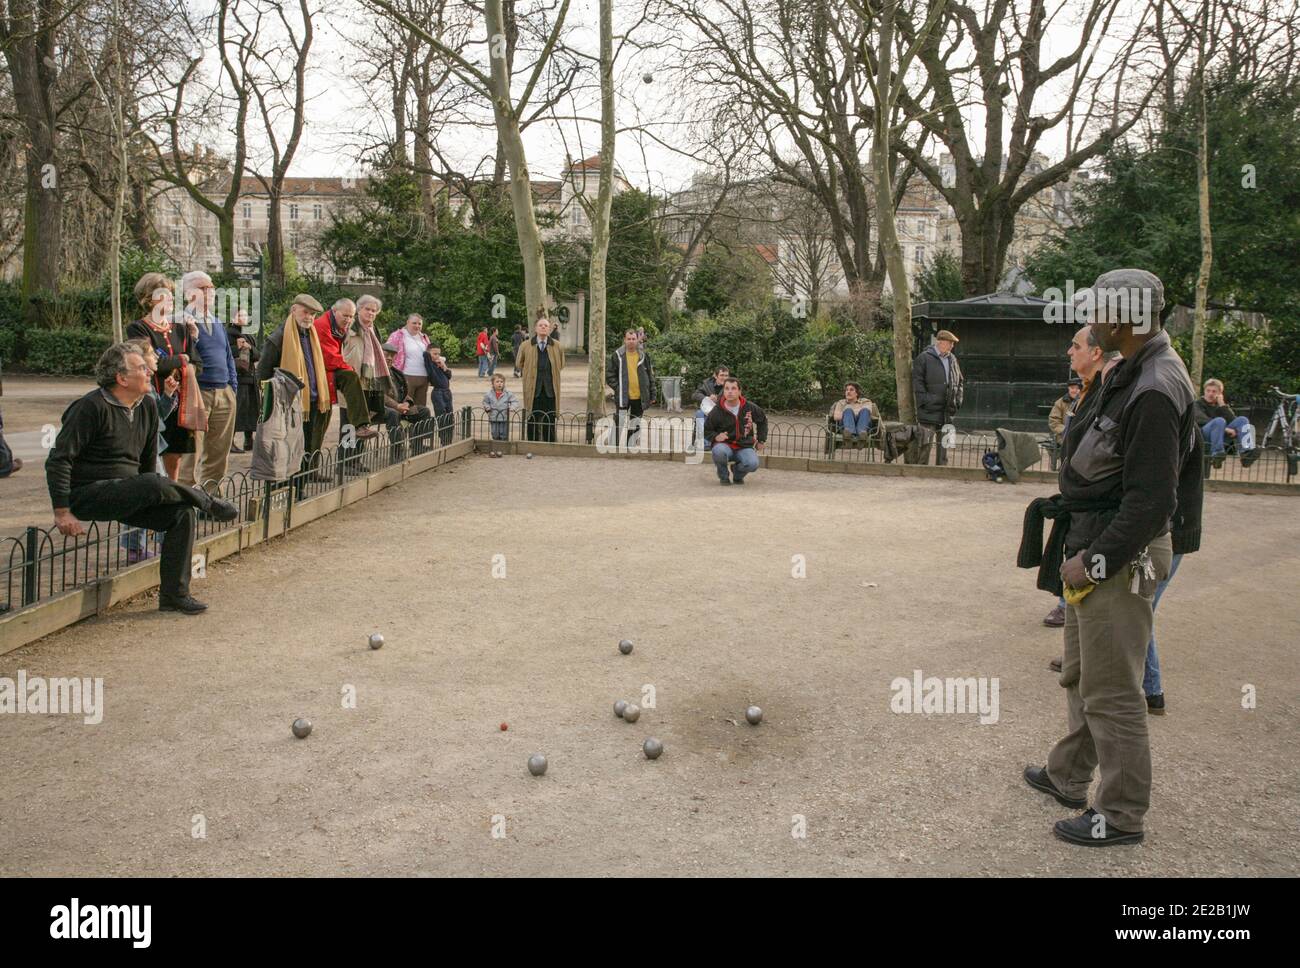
384, 327, 430, 373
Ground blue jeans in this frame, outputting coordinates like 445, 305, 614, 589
711, 443, 759, 481
490, 418, 509, 441
477, 354, 489, 377
839, 409, 872, 435
1201, 416, 1250, 455
1144, 553, 1182, 698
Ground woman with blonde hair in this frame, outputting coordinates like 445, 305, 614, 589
125, 272, 201, 481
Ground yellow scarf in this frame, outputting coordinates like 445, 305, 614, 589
279, 315, 331, 414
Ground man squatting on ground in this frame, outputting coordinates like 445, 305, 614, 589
46, 342, 240, 615
1018, 268, 1203, 847
703, 377, 768, 485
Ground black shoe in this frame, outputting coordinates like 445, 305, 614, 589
202, 497, 239, 522
733, 477, 746, 485
719, 478, 732, 486
1240, 448, 1261, 468
159, 595, 208, 615
1023, 766, 1087, 809
1146, 693, 1166, 716
1043, 604, 1066, 627
1211, 452, 1225, 469
1054, 808, 1144, 847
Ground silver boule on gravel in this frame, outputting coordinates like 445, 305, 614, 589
527, 753, 548, 776
643, 737, 663, 760
745, 705, 763, 725
368, 632, 385, 650
526, 453, 534, 459
291, 718, 312, 739
618, 638, 633, 655
614, 699, 628, 718
623, 703, 641, 723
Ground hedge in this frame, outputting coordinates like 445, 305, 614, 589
24, 329, 114, 375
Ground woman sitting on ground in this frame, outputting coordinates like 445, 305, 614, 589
831, 382, 879, 446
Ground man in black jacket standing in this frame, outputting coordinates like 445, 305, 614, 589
45, 343, 238, 615
1021, 268, 1203, 847
911, 329, 963, 464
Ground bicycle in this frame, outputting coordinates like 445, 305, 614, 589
1253, 386, 1300, 479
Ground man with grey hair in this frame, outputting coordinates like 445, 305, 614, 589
338, 294, 396, 457
179, 269, 240, 489
45, 342, 238, 615
311, 295, 378, 456
1020, 268, 1203, 847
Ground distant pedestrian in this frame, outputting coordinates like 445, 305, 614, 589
475, 327, 490, 378
226, 308, 260, 453
912, 329, 963, 465
511, 325, 526, 377
488, 327, 500, 377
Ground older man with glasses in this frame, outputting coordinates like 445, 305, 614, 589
178, 270, 240, 490
45, 343, 239, 615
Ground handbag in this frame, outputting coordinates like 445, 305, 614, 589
176, 362, 209, 432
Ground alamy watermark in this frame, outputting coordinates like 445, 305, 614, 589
0, 670, 104, 724
889, 669, 999, 725
1039, 280, 1155, 334
594, 413, 705, 464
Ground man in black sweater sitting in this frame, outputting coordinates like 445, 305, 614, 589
45, 342, 238, 615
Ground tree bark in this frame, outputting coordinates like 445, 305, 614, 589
585, 0, 615, 416
1191, 14, 1212, 388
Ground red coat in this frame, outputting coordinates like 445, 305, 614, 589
475, 331, 489, 357
313, 311, 353, 404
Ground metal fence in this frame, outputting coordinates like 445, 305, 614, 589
1, 414, 463, 616
461, 407, 1299, 485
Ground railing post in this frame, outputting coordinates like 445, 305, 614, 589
22, 526, 38, 607
586, 411, 594, 445
459, 405, 471, 441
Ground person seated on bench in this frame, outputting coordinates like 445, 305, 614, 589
1194, 378, 1252, 468
830, 383, 878, 445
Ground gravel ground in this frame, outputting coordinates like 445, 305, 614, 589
1, 455, 1297, 876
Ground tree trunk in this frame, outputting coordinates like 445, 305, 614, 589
873, 7, 915, 423
485, 0, 548, 322
3, 3, 63, 318
267, 192, 285, 286
586, 0, 615, 416
1191, 32, 1212, 388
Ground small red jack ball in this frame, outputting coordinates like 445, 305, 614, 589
499, 722, 508, 731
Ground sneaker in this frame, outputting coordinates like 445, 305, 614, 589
1053, 808, 1144, 847
732, 476, 746, 485
1211, 452, 1225, 468
1023, 766, 1087, 810
1146, 693, 1166, 716
159, 595, 208, 615
719, 478, 732, 486
125, 548, 157, 564
1043, 604, 1066, 627
1240, 448, 1261, 468
1048, 656, 1062, 673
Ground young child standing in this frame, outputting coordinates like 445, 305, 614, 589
482, 373, 520, 457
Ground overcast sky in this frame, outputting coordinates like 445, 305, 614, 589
216, 0, 1156, 194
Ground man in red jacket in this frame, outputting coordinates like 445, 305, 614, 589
475, 327, 490, 379
312, 297, 377, 443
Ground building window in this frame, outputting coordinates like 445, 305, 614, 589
242, 203, 251, 219
288, 203, 299, 221
290, 233, 300, 249
914, 247, 924, 265
313, 203, 322, 220
171, 229, 181, 245
572, 205, 585, 226
204, 234, 212, 247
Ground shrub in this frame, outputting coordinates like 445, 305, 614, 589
24, 328, 114, 375
422, 321, 464, 363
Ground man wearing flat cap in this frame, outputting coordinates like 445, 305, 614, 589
912, 328, 963, 464
1020, 268, 1203, 847
258, 294, 376, 481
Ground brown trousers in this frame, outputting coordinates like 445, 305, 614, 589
181, 386, 237, 491
1047, 531, 1174, 832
